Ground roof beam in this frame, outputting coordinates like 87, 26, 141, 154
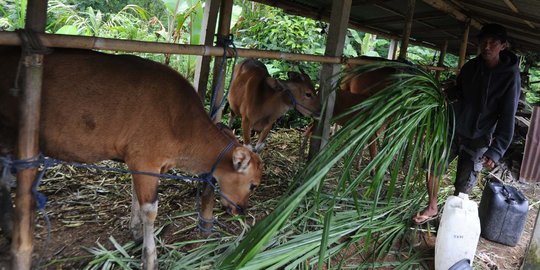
462, 0, 540, 27
375, 2, 460, 39
422, 0, 482, 29
359, 11, 444, 24
351, 0, 393, 7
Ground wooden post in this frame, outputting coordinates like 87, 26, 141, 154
194, 0, 221, 101
11, 0, 48, 269
398, 0, 415, 61
308, 0, 352, 158
523, 208, 540, 269
458, 19, 470, 70
435, 40, 448, 80
387, 39, 398, 60
520, 106, 540, 183
209, 0, 233, 123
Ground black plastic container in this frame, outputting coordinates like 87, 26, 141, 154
478, 180, 528, 246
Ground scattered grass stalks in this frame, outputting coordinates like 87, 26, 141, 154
80, 62, 451, 269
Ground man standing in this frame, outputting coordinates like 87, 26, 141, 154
413, 23, 521, 224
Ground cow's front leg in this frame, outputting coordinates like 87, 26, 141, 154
199, 182, 215, 236
131, 171, 159, 270
254, 124, 273, 152
130, 184, 143, 241
241, 116, 254, 151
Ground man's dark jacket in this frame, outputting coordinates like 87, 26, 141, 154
451, 50, 521, 162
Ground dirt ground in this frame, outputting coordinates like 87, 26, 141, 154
0, 128, 538, 269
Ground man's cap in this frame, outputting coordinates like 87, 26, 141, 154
477, 23, 507, 42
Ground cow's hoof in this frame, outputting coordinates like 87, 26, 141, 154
130, 224, 143, 242
243, 144, 254, 152
254, 142, 266, 152
142, 247, 158, 270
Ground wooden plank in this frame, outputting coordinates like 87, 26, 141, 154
11, 1, 48, 269
308, 0, 352, 158
520, 106, 540, 182
194, 0, 221, 101
398, 0, 415, 60
522, 209, 540, 269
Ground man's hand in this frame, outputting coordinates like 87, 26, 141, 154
481, 156, 496, 170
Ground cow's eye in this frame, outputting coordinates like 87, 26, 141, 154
250, 183, 258, 191
305, 93, 313, 98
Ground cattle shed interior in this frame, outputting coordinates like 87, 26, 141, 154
2, 0, 540, 269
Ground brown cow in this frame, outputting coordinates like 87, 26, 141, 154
228, 59, 320, 152
336, 64, 397, 158
0, 46, 263, 270
303, 60, 397, 161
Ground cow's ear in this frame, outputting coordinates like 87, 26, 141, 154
266, 77, 285, 91
288, 71, 303, 81
232, 146, 251, 172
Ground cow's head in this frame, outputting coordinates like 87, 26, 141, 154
215, 146, 262, 215
266, 72, 321, 118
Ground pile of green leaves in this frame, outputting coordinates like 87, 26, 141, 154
219, 61, 451, 269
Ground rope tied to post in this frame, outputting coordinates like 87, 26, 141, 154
209, 34, 238, 120
10, 30, 53, 97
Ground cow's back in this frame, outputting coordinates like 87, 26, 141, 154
0, 46, 211, 163
228, 59, 270, 116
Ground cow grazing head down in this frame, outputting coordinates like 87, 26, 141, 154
215, 146, 263, 215
0, 46, 265, 269
265, 71, 321, 118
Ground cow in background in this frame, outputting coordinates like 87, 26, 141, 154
228, 59, 320, 152
303, 59, 397, 162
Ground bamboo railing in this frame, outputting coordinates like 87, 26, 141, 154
0, 31, 453, 71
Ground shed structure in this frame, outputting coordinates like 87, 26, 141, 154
1, 0, 540, 269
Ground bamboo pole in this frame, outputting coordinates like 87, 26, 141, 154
209, 0, 234, 123
398, 0, 415, 61
435, 40, 448, 80
458, 19, 471, 70
194, 0, 221, 101
387, 39, 398, 60
11, 1, 48, 269
0, 31, 455, 72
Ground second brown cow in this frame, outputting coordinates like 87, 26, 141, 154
228, 59, 320, 152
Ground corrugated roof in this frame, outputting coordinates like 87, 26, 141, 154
251, 0, 540, 56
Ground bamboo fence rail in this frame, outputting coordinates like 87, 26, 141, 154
0, 31, 453, 71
